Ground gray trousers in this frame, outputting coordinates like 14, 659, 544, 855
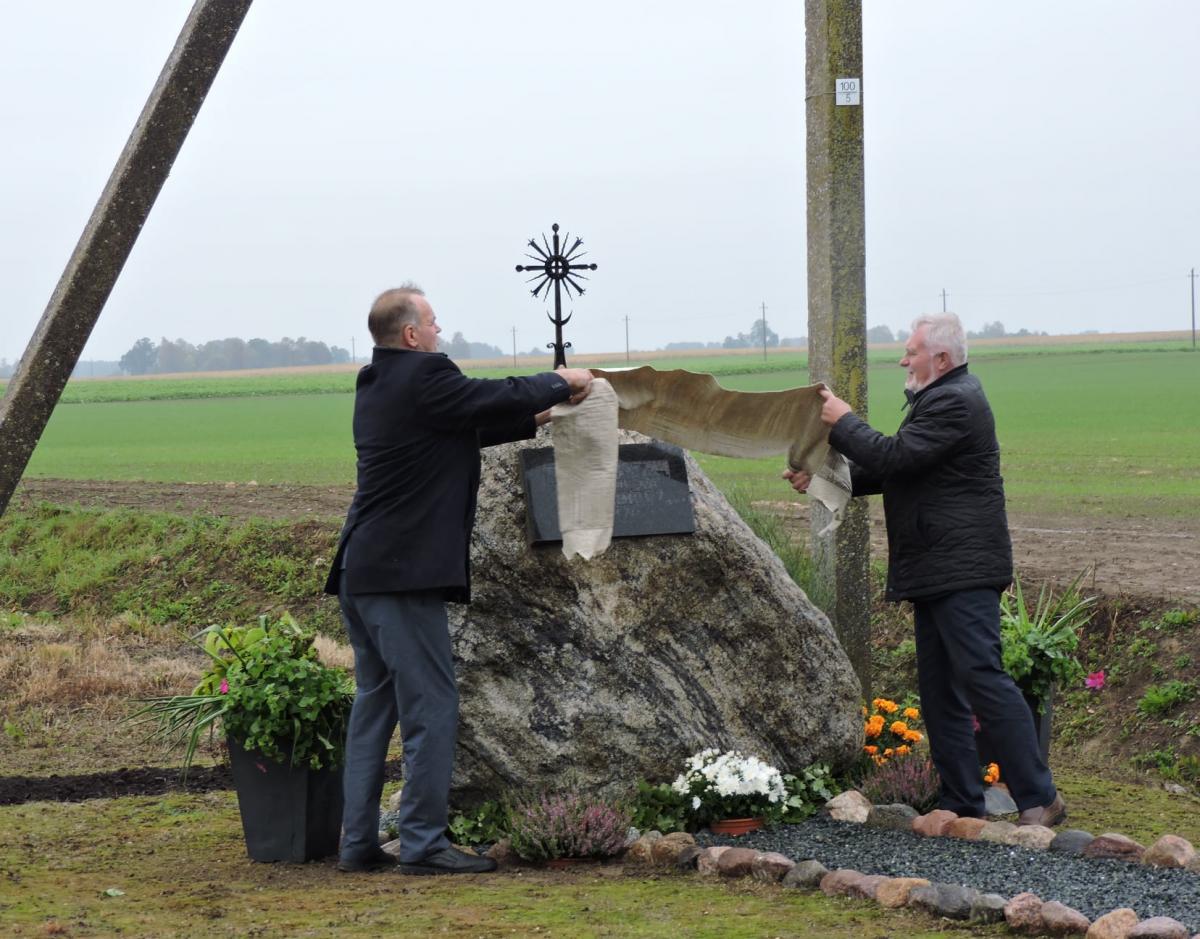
337, 585, 458, 863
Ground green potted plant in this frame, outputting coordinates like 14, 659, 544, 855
990, 572, 1095, 761
128, 613, 355, 862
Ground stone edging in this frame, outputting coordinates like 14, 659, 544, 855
614, 791, 1200, 939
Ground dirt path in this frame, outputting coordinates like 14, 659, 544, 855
14, 478, 1200, 602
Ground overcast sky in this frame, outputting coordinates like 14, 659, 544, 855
1, 1, 1197, 365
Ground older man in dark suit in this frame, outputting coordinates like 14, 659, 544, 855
326, 284, 593, 874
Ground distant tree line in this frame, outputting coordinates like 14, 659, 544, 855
118, 336, 351, 375
866, 321, 1048, 345
442, 332, 505, 361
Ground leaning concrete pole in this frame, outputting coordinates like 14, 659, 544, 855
805, 0, 871, 699
0, 0, 255, 517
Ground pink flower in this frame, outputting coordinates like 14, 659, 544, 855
1085, 670, 1105, 690
219, 678, 229, 694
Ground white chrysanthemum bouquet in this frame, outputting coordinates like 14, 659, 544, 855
671, 748, 787, 825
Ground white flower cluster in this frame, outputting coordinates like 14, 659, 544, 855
671, 748, 786, 804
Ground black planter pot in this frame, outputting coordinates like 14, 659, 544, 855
975, 682, 1054, 768
226, 738, 344, 863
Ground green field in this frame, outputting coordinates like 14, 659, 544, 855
22, 348, 1200, 518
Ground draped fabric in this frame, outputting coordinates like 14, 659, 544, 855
551, 367, 851, 559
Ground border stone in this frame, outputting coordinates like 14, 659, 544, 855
1143, 835, 1196, 869
980, 820, 1019, 843
1041, 899, 1091, 935
875, 877, 930, 909
1050, 829, 1096, 855
907, 882, 978, 921
866, 803, 920, 832
1005, 891, 1046, 934
946, 817, 988, 840
716, 847, 760, 878
970, 893, 1008, 924
820, 868, 870, 897
751, 852, 795, 883
782, 859, 828, 889
696, 846, 729, 876
823, 790, 872, 823
1127, 917, 1190, 939
1009, 824, 1057, 850
912, 809, 958, 837
1086, 908, 1139, 939
675, 845, 702, 870
1084, 834, 1147, 863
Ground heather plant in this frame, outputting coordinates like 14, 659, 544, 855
508, 790, 633, 862
858, 754, 941, 813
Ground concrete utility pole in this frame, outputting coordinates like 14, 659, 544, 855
941, 288, 949, 312
624, 315, 631, 363
0, 0, 255, 517
1190, 268, 1197, 351
512, 326, 518, 368
761, 301, 769, 361
805, 0, 870, 698
351, 337, 356, 364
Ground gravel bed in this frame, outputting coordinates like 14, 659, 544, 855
698, 816, 1200, 931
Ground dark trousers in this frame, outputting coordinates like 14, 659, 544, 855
913, 588, 1056, 817
337, 586, 458, 863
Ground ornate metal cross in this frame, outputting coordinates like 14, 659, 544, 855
514, 222, 598, 368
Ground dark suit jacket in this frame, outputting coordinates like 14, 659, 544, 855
324, 346, 570, 602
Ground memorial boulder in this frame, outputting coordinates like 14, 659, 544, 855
445, 430, 862, 803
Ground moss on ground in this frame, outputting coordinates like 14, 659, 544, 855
0, 794, 1005, 939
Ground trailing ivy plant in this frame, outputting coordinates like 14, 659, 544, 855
1000, 572, 1095, 710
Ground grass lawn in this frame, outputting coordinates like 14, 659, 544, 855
0, 793, 992, 939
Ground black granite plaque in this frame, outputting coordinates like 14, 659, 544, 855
520, 442, 695, 546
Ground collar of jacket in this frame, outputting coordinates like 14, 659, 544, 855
902, 362, 970, 410
370, 346, 448, 363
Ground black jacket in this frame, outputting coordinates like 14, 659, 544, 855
324, 347, 570, 601
828, 364, 1013, 602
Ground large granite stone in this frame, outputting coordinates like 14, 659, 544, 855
445, 432, 862, 803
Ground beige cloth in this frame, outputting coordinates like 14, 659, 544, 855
551, 366, 851, 559
550, 379, 618, 560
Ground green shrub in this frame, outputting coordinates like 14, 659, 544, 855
629, 781, 690, 834
1136, 680, 1197, 717
448, 800, 511, 847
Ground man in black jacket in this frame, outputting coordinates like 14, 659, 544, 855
784, 313, 1065, 826
326, 284, 594, 874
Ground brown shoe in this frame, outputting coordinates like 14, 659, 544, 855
1017, 792, 1067, 827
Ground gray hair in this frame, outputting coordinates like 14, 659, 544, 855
911, 312, 967, 366
368, 283, 425, 345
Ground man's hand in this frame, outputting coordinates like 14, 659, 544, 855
819, 387, 852, 426
557, 367, 594, 405
535, 408, 552, 426
782, 468, 812, 494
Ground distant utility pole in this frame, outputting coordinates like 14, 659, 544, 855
350, 337, 356, 363
512, 326, 518, 368
624, 315, 630, 363
761, 301, 769, 361
1190, 268, 1197, 351
941, 288, 949, 312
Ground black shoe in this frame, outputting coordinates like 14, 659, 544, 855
1018, 792, 1067, 828
337, 845, 398, 873
399, 846, 498, 876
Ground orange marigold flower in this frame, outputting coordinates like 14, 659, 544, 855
883, 748, 894, 757
889, 721, 908, 736
863, 745, 878, 755
903, 707, 920, 720
896, 745, 911, 755
881, 700, 899, 713
865, 723, 881, 739
861, 705, 868, 716
904, 730, 923, 743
